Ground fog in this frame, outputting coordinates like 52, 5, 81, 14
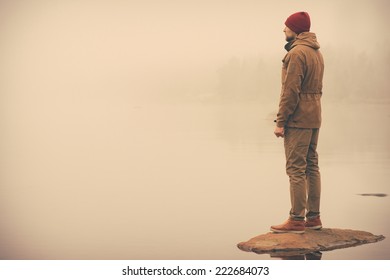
1, 0, 389, 104
0, 0, 389, 259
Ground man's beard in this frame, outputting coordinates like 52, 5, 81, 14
285, 35, 296, 42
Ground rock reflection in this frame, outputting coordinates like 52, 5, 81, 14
271, 251, 322, 260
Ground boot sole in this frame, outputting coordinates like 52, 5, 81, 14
306, 225, 322, 230
270, 228, 305, 234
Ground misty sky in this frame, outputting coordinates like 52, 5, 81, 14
1, 0, 389, 103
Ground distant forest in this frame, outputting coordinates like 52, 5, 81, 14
210, 46, 390, 104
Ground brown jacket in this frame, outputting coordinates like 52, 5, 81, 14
276, 32, 324, 128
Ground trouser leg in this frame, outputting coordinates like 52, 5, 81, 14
306, 128, 321, 218
284, 128, 312, 220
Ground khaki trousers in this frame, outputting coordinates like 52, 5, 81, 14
284, 127, 321, 220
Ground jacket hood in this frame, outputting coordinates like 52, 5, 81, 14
285, 32, 320, 51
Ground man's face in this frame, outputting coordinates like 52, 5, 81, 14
284, 26, 297, 42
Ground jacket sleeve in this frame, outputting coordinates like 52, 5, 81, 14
276, 51, 305, 128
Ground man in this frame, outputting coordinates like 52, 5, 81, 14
271, 12, 324, 233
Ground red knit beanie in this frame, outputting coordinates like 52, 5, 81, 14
285, 12, 311, 34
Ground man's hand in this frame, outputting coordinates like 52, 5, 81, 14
274, 126, 285, 138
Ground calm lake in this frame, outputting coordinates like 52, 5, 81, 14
1, 100, 389, 260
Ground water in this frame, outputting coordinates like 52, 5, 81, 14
0, 100, 389, 260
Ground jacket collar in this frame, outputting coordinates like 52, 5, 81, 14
284, 41, 294, 51
284, 32, 320, 52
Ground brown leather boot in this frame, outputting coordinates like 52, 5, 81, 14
270, 218, 305, 234
305, 216, 322, 230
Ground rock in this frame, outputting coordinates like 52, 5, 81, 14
237, 228, 385, 257
357, 193, 387, 197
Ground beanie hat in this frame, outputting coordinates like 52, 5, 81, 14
285, 12, 311, 34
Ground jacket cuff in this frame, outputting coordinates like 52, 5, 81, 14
276, 120, 285, 128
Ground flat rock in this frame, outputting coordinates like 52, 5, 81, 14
237, 228, 385, 257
